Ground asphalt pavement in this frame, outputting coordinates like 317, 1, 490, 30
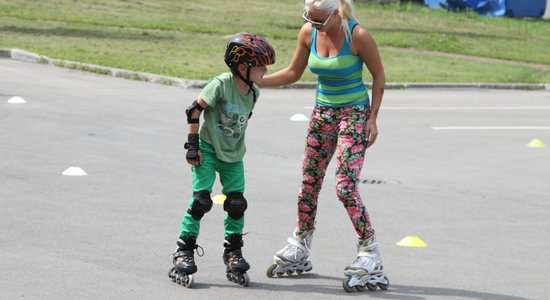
1, 58, 549, 300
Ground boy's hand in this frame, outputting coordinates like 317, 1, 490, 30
187, 150, 203, 166
184, 133, 202, 165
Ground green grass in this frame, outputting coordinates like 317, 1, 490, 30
0, 0, 549, 83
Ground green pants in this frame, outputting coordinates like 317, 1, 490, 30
179, 140, 245, 238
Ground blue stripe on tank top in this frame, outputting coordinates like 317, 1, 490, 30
316, 100, 370, 107
318, 84, 366, 96
317, 76, 363, 87
310, 60, 363, 78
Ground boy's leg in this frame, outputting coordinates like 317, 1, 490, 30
219, 160, 245, 236
179, 141, 217, 238
219, 161, 250, 285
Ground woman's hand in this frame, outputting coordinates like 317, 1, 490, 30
365, 118, 378, 148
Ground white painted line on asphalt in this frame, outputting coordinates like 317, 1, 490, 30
384, 106, 550, 110
432, 126, 550, 130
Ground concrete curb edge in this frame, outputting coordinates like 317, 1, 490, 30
1, 48, 547, 91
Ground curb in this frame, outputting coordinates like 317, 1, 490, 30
1, 48, 547, 91
0, 48, 208, 89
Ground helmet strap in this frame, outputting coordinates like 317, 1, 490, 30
245, 66, 257, 103
234, 65, 256, 103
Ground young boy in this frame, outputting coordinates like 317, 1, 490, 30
169, 32, 275, 288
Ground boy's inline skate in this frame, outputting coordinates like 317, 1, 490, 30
168, 237, 202, 288
342, 234, 389, 292
223, 234, 250, 286
266, 229, 314, 277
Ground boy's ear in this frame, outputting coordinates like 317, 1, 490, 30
237, 63, 247, 73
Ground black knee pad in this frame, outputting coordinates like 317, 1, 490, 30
187, 190, 213, 220
223, 191, 248, 220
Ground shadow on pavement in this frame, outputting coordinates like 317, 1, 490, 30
177, 278, 529, 299
364, 284, 529, 300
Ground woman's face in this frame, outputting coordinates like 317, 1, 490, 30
303, 8, 336, 32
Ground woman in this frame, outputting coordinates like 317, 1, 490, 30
261, 0, 388, 292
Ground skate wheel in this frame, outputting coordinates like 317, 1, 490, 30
295, 269, 303, 275
168, 268, 176, 281
366, 282, 378, 291
241, 273, 250, 287
356, 285, 366, 292
232, 274, 240, 284
266, 264, 277, 278
285, 270, 294, 276
184, 274, 194, 288
378, 276, 389, 290
304, 261, 313, 272
342, 278, 354, 293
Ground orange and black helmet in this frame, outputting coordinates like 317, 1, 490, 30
224, 32, 276, 69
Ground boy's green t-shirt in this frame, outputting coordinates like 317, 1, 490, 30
198, 72, 258, 163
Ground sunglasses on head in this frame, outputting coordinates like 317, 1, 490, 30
302, 10, 334, 28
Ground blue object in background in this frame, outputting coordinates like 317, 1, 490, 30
445, 0, 470, 10
505, 0, 547, 17
425, 0, 547, 17
424, 0, 446, 8
467, 0, 506, 16
427, 0, 506, 16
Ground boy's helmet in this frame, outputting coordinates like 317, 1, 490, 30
224, 32, 276, 69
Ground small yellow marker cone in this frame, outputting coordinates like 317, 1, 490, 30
397, 236, 427, 248
212, 194, 227, 205
527, 138, 546, 148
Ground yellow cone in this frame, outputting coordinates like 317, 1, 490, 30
397, 236, 427, 247
527, 138, 546, 148
212, 194, 227, 205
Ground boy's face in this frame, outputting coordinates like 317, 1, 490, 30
238, 64, 268, 84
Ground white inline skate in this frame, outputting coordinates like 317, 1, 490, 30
343, 234, 389, 292
266, 229, 314, 277
168, 237, 202, 288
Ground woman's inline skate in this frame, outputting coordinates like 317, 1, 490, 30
168, 237, 202, 288
266, 229, 314, 277
342, 234, 389, 292
223, 234, 250, 286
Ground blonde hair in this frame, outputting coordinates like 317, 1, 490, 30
304, 0, 359, 42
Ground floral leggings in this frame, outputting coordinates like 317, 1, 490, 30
296, 104, 374, 239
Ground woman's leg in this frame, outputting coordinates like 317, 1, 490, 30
295, 106, 338, 233
334, 105, 374, 239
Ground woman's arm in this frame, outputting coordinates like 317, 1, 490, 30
352, 26, 385, 147
259, 23, 312, 88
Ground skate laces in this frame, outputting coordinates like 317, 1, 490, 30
171, 244, 205, 259
195, 244, 205, 257
226, 249, 248, 267
228, 251, 245, 262
283, 236, 310, 261
350, 252, 381, 272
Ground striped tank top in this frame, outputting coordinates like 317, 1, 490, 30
308, 20, 369, 107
